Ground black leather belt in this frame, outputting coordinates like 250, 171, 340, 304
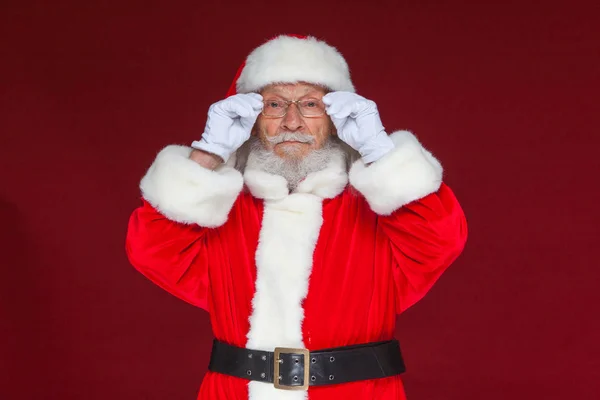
208, 339, 406, 390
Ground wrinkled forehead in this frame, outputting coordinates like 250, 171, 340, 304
260, 82, 328, 98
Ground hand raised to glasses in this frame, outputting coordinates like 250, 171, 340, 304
191, 93, 264, 162
323, 92, 395, 163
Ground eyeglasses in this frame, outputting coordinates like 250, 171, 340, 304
262, 98, 326, 118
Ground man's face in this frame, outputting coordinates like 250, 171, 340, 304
254, 82, 333, 160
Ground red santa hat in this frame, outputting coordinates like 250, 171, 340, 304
225, 34, 355, 97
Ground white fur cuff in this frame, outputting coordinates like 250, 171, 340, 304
349, 131, 443, 215
139, 145, 244, 227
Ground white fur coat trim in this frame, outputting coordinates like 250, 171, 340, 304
139, 145, 243, 227
246, 192, 323, 400
236, 35, 355, 94
243, 149, 348, 200
349, 130, 443, 215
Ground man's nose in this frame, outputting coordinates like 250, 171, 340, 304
282, 104, 304, 131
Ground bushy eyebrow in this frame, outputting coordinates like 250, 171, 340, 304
262, 83, 326, 97
263, 90, 321, 100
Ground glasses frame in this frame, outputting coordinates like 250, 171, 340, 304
261, 98, 326, 119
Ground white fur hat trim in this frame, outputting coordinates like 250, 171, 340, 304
236, 35, 355, 93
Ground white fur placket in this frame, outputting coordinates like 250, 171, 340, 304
243, 153, 347, 400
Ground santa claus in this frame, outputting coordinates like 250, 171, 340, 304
126, 34, 468, 400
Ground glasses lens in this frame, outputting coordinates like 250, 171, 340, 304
263, 100, 286, 117
299, 99, 325, 116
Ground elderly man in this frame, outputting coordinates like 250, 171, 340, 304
126, 35, 467, 400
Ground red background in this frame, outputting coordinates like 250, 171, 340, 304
1, 1, 599, 399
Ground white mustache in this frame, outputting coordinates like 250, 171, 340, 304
266, 132, 315, 144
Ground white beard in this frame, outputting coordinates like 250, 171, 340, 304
241, 136, 348, 191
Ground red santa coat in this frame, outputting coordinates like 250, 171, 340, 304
126, 130, 467, 400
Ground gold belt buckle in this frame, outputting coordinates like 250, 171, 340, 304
273, 347, 310, 390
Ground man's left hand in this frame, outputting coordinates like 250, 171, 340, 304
323, 92, 395, 163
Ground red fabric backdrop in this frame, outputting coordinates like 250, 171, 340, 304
1, 1, 598, 399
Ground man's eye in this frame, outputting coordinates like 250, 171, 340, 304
267, 101, 281, 108
302, 100, 319, 107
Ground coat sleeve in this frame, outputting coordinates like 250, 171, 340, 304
125, 145, 244, 310
349, 131, 468, 313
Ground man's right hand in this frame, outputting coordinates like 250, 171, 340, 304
191, 93, 263, 162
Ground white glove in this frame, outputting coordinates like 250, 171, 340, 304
323, 92, 394, 163
191, 93, 263, 162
